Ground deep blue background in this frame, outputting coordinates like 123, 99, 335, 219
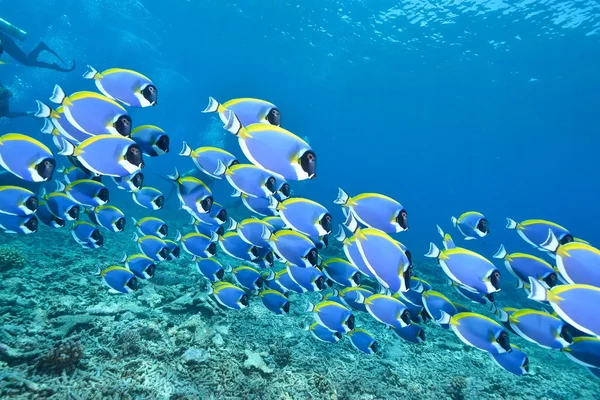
1, 0, 599, 264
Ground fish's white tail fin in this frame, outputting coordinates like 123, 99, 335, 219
167, 168, 180, 181
223, 110, 243, 136
436, 225, 444, 239
506, 218, 518, 229
56, 137, 75, 156
541, 230, 560, 253
424, 243, 440, 258
450, 216, 458, 227
179, 141, 192, 157
515, 279, 524, 289
40, 118, 55, 135
302, 323, 311, 331
527, 277, 548, 302
120, 252, 128, 263
343, 212, 359, 233
334, 188, 349, 205
267, 196, 279, 210
227, 219, 238, 231
209, 231, 219, 242
132, 232, 139, 242
82, 65, 98, 79
354, 292, 366, 304
188, 215, 197, 225
213, 160, 226, 177
175, 230, 182, 242
202, 96, 220, 113
50, 85, 66, 105
230, 188, 242, 198
334, 225, 347, 242
34, 100, 54, 119
261, 226, 273, 242
265, 270, 275, 281
304, 301, 315, 313
205, 281, 214, 295
53, 181, 66, 193
493, 244, 507, 259
131, 217, 138, 226
437, 311, 452, 326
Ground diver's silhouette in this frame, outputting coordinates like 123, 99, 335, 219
0, 83, 31, 119
0, 31, 75, 72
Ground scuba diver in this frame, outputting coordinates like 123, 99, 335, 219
0, 83, 32, 119
0, 31, 75, 72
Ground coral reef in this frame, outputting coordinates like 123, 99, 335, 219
35, 340, 84, 375
0, 247, 25, 271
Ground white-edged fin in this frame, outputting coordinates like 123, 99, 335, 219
527, 277, 548, 302
223, 264, 233, 273
424, 243, 440, 258
188, 215, 196, 225
57, 138, 75, 156
179, 141, 192, 157
413, 281, 424, 294
50, 85, 66, 105
231, 188, 242, 198
90, 266, 101, 276
515, 279, 524, 289
54, 181, 66, 192
209, 231, 219, 242
436, 225, 444, 238
493, 244, 507, 259
334, 225, 346, 242
261, 226, 273, 242
82, 65, 98, 79
437, 310, 452, 326
354, 292, 366, 304
302, 323, 311, 331
496, 308, 510, 323
223, 109, 242, 136
132, 232, 139, 242
120, 252, 128, 263
305, 301, 315, 313
213, 160, 226, 176
131, 217, 138, 226
227, 219, 238, 231
205, 281, 214, 295
167, 168, 180, 181
541, 230, 560, 253
343, 212, 359, 233
267, 196, 279, 210
108, 289, 122, 295
175, 230, 182, 242
506, 218, 518, 229
265, 270, 275, 280
333, 188, 349, 205
41, 119, 55, 134
202, 96, 220, 113
35, 100, 52, 118
450, 216, 458, 227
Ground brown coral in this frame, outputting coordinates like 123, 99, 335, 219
35, 340, 84, 375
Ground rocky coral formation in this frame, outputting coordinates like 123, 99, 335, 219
0, 247, 25, 271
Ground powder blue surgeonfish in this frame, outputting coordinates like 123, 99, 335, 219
357, 294, 411, 329
393, 324, 426, 344
563, 337, 600, 369
112, 172, 144, 192
422, 290, 457, 329
57, 165, 93, 184
440, 312, 512, 354
38, 105, 93, 146
168, 169, 213, 215
132, 233, 169, 261
99, 266, 138, 294
132, 217, 168, 238
88, 205, 125, 232
179, 142, 238, 179
0, 186, 38, 216
287, 265, 326, 292
206, 281, 249, 310
338, 286, 373, 312
348, 329, 377, 355
508, 309, 573, 350
263, 229, 319, 268
196, 258, 228, 282
269, 269, 303, 294
132, 187, 164, 210
46, 86, 132, 136
0, 213, 38, 234
177, 231, 218, 259
218, 232, 260, 262
63, 179, 109, 207
71, 220, 103, 248
58, 135, 144, 178
321, 258, 361, 288
425, 243, 501, 295
490, 345, 529, 376
304, 322, 342, 343
239, 193, 278, 216
493, 244, 558, 289
541, 230, 600, 287
506, 218, 573, 251
448, 279, 493, 305
203, 97, 280, 127
0, 134, 55, 182
131, 125, 169, 157
305, 301, 355, 333
451, 212, 489, 240
260, 289, 290, 315
225, 163, 278, 198
41, 190, 80, 221
277, 198, 332, 237
232, 218, 274, 248
335, 230, 375, 279
233, 265, 269, 291
37, 201, 66, 228
223, 111, 316, 181
121, 253, 156, 279
528, 278, 600, 338
334, 189, 408, 234
83, 66, 157, 107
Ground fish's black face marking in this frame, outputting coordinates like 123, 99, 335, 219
315, 276, 325, 291
421, 309, 431, 323
156, 135, 170, 153
485, 293, 495, 302
98, 188, 110, 203
544, 273, 558, 288
283, 301, 290, 314
216, 226, 225, 236
207, 242, 217, 256
560, 234, 574, 245
154, 196, 165, 209
250, 246, 259, 258
255, 277, 264, 289
201, 196, 213, 213
300, 150, 317, 179
334, 332, 342, 340
216, 268, 225, 280
115, 217, 126, 232
127, 277, 139, 291
320, 213, 333, 233
522, 357, 530, 373
560, 326, 573, 343
403, 266, 413, 286
265, 251, 274, 265
159, 248, 169, 260
322, 234, 329, 248
401, 310, 411, 326
266, 177, 277, 194
307, 248, 319, 266
95, 233, 105, 247
352, 272, 361, 285
326, 278, 334, 287
418, 328, 426, 342
346, 314, 356, 331
37, 158, 56, 180
91, 229, 102, 242
54, 217, 66, 228
498, 331, 511, 352
371, 341, 379, 353
490, 270, 501, 290
405, 250, 413, 267
125, 145, 144, 167
25, 196, 39, 212
146, 263, 156, 278
142, 84, 158, 106
397, 209, 409, 231
229, 159, 240, 167
159, 225, 169, 237
266, 108, 280, 126
240, 294, 249, 307
216, 209, 227, 223
68, 206, 80, 220
170, 246, 180, 259
115, 115, 133, 136
279, 183, 291, 198
132, 172, 144, 189
477, 218, 489, 234
25, 216, 38, 232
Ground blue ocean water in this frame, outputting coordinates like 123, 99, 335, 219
1, 0, 600, 398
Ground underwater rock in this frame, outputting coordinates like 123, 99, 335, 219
50, 314, 95, 339
183, 348, 209, 364
0, 247, 26, 271
243, 349, 273, 374
212, 333, 224, 347
0, 343, 42, 366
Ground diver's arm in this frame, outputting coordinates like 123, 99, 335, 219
4, 110, 33, 118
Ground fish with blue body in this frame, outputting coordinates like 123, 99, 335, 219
83, 66, 157, 107
87, 205, 125, 232
276, 198, 332, 237
451, 212, 489, 240
0, 134, 55, 182
132, 187, 164, 210
179, 142, 238, 179
131, 125, 169, 157
203, 97, 280, 127
0, 186, 38, 216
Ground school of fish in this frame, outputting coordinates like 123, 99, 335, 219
1, 66, 599, 378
